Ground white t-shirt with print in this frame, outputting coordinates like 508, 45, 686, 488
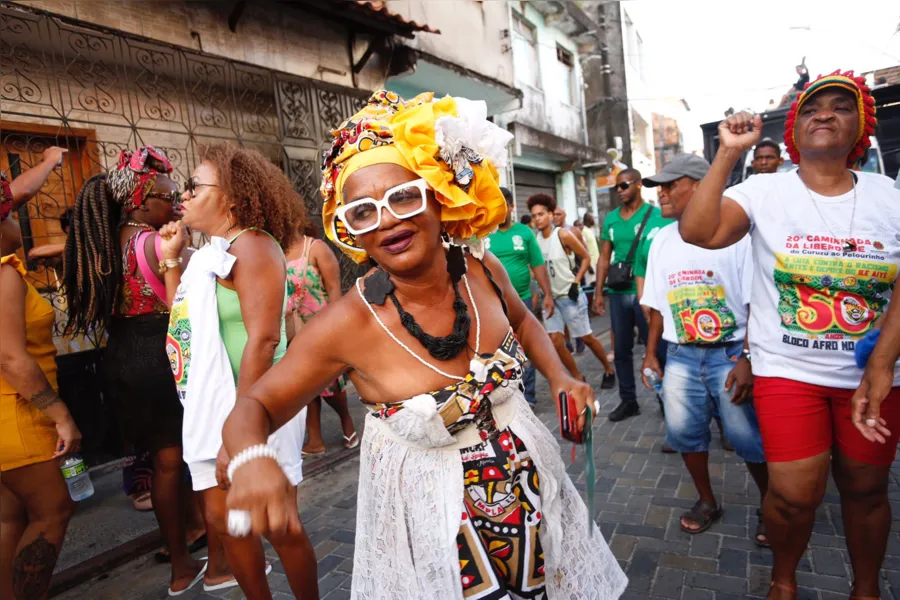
641, 223, 752, 345
727, 170, 900, 389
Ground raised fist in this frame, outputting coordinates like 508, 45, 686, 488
718, 112, 763, 153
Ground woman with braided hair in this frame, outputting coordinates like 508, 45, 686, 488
680, 71, 900, 600
61, 147, 208, 596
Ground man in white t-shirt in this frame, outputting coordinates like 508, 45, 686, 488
529, 193, 616, 388
639, 154, 768, 544
679, 70, 900, 599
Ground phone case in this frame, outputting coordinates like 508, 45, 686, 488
558, 391, 584, 444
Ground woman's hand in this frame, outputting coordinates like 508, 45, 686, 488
53, 416, 82, 458
159, 220, 188, 260
718, 112, 762, 153
215, 446, 231, 490
549, 373, 596, 434
852, 363, 894, 444
226, 457, 303, 537
42, 146, 67, 167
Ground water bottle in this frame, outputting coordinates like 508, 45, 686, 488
643, 368, 663, 393
61, 455, 95, 501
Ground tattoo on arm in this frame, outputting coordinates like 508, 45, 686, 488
12, 532, 60, 600
30, 387, 61, 410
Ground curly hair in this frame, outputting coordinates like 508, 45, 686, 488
526, 193, 556, 212
200, 143, 306, 249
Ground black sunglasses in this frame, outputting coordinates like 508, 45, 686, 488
146, 190, 179, 204
184, 179, 220, 196
616, 181, 636, 191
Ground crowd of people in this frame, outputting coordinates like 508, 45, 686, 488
1, 68, 899, 600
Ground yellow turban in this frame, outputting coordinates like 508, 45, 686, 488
321, 90, 512, 264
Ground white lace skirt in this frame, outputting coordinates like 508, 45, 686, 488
351, 386, 628, 600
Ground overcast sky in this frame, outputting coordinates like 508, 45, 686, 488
620, 0, 900, 150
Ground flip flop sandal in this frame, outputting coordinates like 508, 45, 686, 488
769, 581, 797, 599
755, 509, 770, 548
343, 432, 360, 450
168, 558, 208, 596
680, 500, 723, 535
301, 448, 326, 458
203, 562, 272, 592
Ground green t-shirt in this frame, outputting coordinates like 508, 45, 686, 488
486, 222, 545, 301
601, 204, 672, 294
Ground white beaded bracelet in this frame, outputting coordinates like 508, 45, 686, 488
227, 443, 282, 483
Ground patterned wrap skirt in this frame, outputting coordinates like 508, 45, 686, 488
352, 383, 627, 600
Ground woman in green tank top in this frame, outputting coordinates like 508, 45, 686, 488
159, 143, 318, 599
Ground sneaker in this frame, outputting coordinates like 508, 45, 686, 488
608, 401, 640, 422
601, 372, 616, 390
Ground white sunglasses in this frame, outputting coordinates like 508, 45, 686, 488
334, 178, 429, 236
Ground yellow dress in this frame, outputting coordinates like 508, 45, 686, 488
0, 254, 59, 471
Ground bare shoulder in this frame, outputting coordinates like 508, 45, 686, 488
310, 238, 338, 265
229, 231, 283, 265
0, 262, 24, 286
303, 269, 377, 358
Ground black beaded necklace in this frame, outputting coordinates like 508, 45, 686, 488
363, 245, 471, 361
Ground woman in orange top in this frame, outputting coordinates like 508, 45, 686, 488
0, 168, 82, 600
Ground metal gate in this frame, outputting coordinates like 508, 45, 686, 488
0, 4, 373, 462
0, 3, 371, 335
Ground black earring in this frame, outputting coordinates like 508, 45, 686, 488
446, 244, 467, 284
363, 268, 394, 305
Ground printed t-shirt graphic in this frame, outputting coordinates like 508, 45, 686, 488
665, 269, 737, 344
727, 171, 900, 388
640, 224, 752, 346
166, 286, 191, 403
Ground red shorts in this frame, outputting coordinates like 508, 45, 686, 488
754, 377, 900, 466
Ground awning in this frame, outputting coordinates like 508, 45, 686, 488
387, 49, 522, 115
287, 0, 440, 38
508, 121, 606, 169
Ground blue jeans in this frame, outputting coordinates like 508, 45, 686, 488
523, 299, 540, 406
662, 341, 765, 463
523, 364, 536, 405
609, 294, 649, 404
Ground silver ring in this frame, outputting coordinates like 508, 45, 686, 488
227, 509, 252, 538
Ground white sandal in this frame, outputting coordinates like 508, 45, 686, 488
343, 432, 360, 449
202, 562, 272, 592
168, 559, 208, 596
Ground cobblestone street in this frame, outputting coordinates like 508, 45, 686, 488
57, 328, 900, 600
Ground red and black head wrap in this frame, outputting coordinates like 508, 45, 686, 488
784, 69, 876, 166
105, 145, 173, 212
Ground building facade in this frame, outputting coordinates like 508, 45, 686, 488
0, 0, 520, 461
492, 1, 604, 221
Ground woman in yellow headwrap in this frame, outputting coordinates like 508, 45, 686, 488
220, 91, 628, 599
